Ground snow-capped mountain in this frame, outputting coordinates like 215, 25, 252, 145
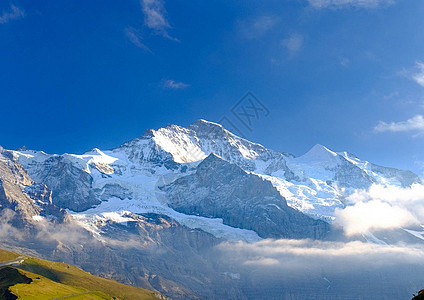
7, 119, 421, 242
2, 119, 424, 299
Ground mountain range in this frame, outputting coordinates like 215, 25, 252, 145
1, 119, 423, 299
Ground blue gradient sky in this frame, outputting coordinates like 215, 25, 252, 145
1, 0, 424, 174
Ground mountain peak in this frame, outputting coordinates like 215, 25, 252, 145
189, 119, 226, 135
83, 148, 105, 156
196, 153, 225, 171
203, 152, 224, 162
300, 144, 338, 161
142, 128, 155, 137
191, 119, 223, 127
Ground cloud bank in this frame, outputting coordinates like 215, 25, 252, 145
214, 238, 424, 298
217, 239, 424, 267
335, 183, 424, 235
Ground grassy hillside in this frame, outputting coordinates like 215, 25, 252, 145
0, 248, 164, 300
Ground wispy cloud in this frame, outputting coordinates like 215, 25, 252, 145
308, 0, 394, 9
162, 79, 189, 89
282, 33, 304, 56
238, 15, 279, 39
0, 4, 24, 24
141, 0, 177, 41
374, 115, 424, 134
382, 91, 399, 100
411, 62, 424, 87
218, 239, 424, 264
125, 27, 150, 51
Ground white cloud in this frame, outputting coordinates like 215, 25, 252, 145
0, 4, 24, 24
141, 0, 177, 40
374, 115, 424, 133
334, 184, 424, 235
125, 27, 150, 51
238, 15, 279, 39
412, 62, 424, 87
162, 79, 189, 89
335, 200, 417, 235
282, 33, 304, 56
308, 0, 394, 9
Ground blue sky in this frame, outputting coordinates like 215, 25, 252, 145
1, 0, 424, 174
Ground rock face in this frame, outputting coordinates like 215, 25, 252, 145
112, 133, 180, 171
0, 150, 40, 226
0, 149, 73, 230
164, 153, 329, 239
89, 212, 242, 300
21, 155, 100, 211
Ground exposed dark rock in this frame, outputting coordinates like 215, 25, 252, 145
164, 153, 330, 239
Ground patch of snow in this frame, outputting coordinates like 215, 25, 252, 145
32, 215, 44, 222
258, 174, 342, 222
73, 196, 261, 242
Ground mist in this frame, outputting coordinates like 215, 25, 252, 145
213, 238, 424, 299
1, 203, 424, 299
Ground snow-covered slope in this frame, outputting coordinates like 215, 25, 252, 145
9, 119, 422, 241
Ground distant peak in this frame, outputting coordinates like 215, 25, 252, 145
311, 144, 332, 152
206, 152, 223, 160
300, 144, 338, 161
16, 146, 27, 151
198, 152, 229, 168
311, 144, 328, 151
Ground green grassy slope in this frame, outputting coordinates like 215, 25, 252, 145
0, 248, 163, 300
